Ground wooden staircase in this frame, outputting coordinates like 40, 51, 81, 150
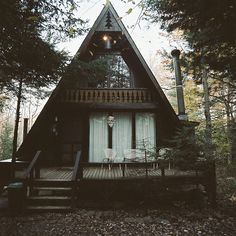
23, 150, 81, 212
26, 179, 74, 212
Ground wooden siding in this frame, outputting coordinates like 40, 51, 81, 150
59, 88, 155, 104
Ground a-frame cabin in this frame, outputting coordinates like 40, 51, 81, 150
0, 2, 217, 211
16, 2, 180, 165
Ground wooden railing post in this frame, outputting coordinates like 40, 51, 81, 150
23, 150, 42, 197
24, 150, 42, 179
161, 167, 165, 177
71, 150, 82, 208
122, 163, 125, 177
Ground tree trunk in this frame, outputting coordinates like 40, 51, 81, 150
226, 79, 236, 164
201, 59, 213, 158
11, 77, 23, 178
231, 122, 236, 163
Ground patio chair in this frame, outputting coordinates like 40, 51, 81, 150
124, 149, 145, 162
102, 148, 117, 170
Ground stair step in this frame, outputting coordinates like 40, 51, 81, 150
33, 187, 72, 191
26, 205, 72, 212
28, 196, 71, 200
32, 187, 72, 195
31, 179, 73, 187
27, 196, 72, 206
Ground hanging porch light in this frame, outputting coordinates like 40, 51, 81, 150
107, 115, 115, 128
102, 34, 112, 49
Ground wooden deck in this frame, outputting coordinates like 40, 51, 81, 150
16, 166, 199, 181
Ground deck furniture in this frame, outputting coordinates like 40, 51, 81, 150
102, 148, 117, 170
124, 149, 145, 162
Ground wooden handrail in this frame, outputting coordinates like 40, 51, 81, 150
71, 150, 81, 208
24, 150, 41, 179
72, 150, 82, 181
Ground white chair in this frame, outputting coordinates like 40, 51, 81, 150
103, 148, 116, 170
124, 149, 145, 162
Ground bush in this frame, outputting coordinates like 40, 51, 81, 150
0, 122, 13, 160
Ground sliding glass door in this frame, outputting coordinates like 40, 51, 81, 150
135, 113, 156, 149
89, 112, 108, 162
112, 112, 132, 159
89, 112, 156, 162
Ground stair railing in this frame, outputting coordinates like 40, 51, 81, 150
71, 150, 81, 208
24, 150, 42, 194
24, 150, 42, 179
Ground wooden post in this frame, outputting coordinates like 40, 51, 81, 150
78, 164, 83, 180
23, 118, 28, 140
161, 167, 165, 177
122, 163, 125, 177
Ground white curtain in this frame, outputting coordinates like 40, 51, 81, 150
89, 112, 108, 162
112, 112, 132, 160
135, 113, 156, 149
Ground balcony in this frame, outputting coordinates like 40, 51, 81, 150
59, 88, 156, 104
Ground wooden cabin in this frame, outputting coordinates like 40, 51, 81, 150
0, 2, 216, 211
16, 2, 180, 165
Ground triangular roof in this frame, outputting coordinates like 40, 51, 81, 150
75, 1, 178, 119
17, 2, 179, 158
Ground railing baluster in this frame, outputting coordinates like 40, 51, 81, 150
109, 90, 112, 103
138, 90, 142, 102
61, 89, 154, 104
123, 90, 128, 103
75, 90, 79, 102
97, 90, 101, 102
128, 90, 133, 103
85, 90, 89, 102
103, 90, 107, 102
133, 90, 137, 103
117, 90, 121, 103
147, 91, 152, 102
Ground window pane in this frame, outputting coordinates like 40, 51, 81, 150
97, 54, 131, 88
89, 112, 108, 162
112, 112, 132, 160
135, 113, 156, 150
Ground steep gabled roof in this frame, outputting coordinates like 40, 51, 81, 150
17, 2, 179, 158
75, 1, 178, 120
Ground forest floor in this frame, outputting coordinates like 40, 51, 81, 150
0, 166, 235, 236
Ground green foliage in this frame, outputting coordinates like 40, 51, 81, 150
0, 0, 86, 160
65, 58, 109, 87
143, 0, 236, 81
165, 126, 202, 164
0, 122, 13, 160
66, 55, 131, 88
0, 0, 87, 97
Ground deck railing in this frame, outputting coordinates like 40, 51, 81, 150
23, 150, 42, 195
76, 160, 216, 206
71, 150, 82, 207
24, 150, 42, 180
59, 88, 155, 103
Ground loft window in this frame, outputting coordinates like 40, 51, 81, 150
96, 54, 132, 88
